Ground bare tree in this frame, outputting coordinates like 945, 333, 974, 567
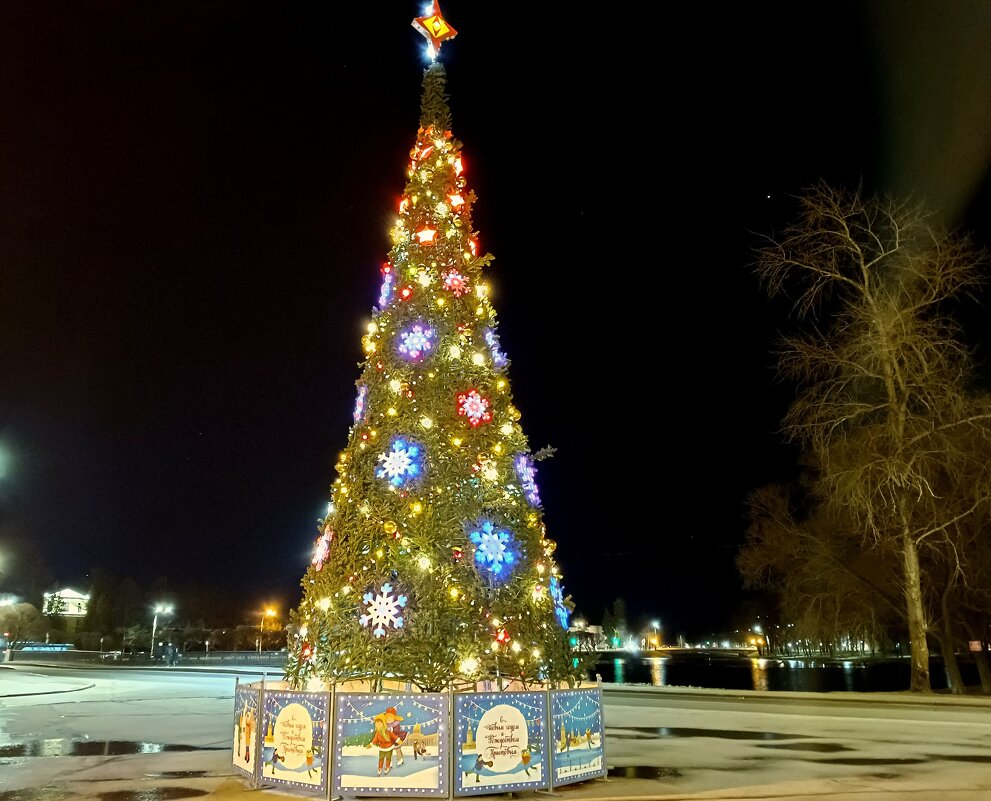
0, 602, 45, 649
754, 182, 991, 692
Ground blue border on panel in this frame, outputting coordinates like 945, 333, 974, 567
453, 691, 549, 796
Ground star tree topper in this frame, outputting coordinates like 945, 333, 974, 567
412, 1, 457, 59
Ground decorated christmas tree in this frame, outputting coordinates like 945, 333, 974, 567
285, 4, 584, 693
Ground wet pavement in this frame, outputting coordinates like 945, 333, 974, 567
3, 663, 991, 800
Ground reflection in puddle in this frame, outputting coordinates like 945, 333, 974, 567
0, 741, 224, 757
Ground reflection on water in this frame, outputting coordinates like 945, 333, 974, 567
648, 657, 665, 686
750, 658, 769, 691
594, 652, 973, 692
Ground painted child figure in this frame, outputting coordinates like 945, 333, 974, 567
468, 754, 493, 783
386, 707, 408, 767
370, 706, 405, 776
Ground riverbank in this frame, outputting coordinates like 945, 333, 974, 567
592, 649, 989, 693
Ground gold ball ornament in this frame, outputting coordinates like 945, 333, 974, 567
383, 520, 398, 535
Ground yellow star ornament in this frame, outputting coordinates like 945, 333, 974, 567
412, 1, 457, 59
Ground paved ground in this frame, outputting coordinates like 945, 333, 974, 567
2, 664, 991, 800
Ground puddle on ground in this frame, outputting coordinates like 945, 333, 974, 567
98, 791, 209, 801
757, 742, 853, 752
0, 792, 210, 801
926, 754, 991, 764
142, 771, 209, 779
0, 741, 225, 757
608, 726, 808, 740
607, 765, 681, 780
816, 757, 926, 766
0, 790, 78, 801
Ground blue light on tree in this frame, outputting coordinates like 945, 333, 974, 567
375, 437, 424, 487
549, 576, 569, 628
466, 519, 519, 584
353, 383, 368, 425
397, 321, 435, 361
514, 453, 541, 507
378, 265, 395, 308
483, 327, 508, 369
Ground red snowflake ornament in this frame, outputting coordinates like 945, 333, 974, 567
442, 269, 470, 297
456, 389, 492, 427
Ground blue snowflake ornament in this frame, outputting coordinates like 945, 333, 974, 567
375, 437, 424, 487
396, 321, 435, 362
466, 519, 520, 584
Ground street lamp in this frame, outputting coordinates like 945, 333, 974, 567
651, 620, 660, 649
150, 604, 173, 659
258, 608, 275, 653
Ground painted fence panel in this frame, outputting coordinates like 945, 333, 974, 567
549, 687, 606, 787
333, 692, 449, 797
453, 691, 549, 796
256, 689, 331, 796
232, 683, 261, 781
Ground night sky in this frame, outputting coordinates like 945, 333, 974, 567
3, 2, 991, 639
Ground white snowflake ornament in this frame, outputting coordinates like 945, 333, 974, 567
359, 581, 409, 638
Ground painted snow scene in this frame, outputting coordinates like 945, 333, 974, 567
454, 692, 548, 795
258, 690, 329, 792
333, 693, 449, 797
232, 685, 259, 778
550, 687, 606, 785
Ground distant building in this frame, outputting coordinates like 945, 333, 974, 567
42, 588, 90, 632
568, 622, 604, 650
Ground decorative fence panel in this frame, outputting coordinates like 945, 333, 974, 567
232, 681, 605, 799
